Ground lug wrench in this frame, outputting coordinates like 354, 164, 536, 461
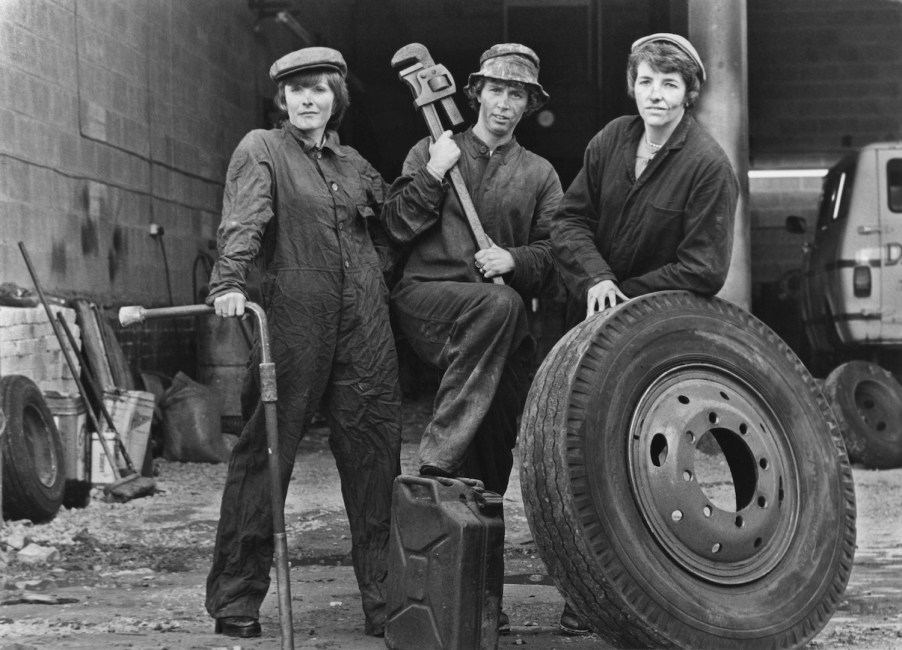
119, 303, 294, 650
391, 42, 504, 285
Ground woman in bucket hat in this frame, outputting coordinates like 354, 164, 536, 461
381, 42, 568, 636
204, 46, 401, 639
551, 33, 738, 324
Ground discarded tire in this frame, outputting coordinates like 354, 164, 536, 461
1, 375, 66, 522
519, 291, 856, 649
824, 360, 902, 469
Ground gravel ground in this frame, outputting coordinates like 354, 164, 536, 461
1, 393, 901, 649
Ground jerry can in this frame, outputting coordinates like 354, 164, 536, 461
385, 475, 504, 650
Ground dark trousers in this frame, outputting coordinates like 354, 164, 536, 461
392, 281, 534, 496
205, 271, 402, 635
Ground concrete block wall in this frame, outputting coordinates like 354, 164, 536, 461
749, 174, 825, 285
0, 305, 80, 395
0, 0, 264, 308
748, 0, 902, 163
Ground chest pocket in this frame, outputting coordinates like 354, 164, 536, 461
638, 203, 684, 266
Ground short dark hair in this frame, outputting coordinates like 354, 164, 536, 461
274, 69, 350, 130
626, 41, 702, 108
465, 77, 544, 117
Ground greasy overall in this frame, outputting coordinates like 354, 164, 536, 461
204, 125, 402, 636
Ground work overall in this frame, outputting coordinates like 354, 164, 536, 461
382, 128, 561, 496
204, 125, 402, 635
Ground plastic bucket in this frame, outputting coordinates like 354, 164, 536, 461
44, 391, 91, 505
91, 431, 118, 484
102, 389, 155, 472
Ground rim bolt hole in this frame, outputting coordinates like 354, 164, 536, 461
757, 495, 767, 508
678, 395, 690, 404
739, 423, 748, 435
734, 515, 744, 527
682, 470, 692, 481
686, 430, 695, 443
708, 412, 718, 424
711, 542, 722, 554
754, 537, 762, 548
703, 505, 712, 518
671, 510, 683, 522
720, 391, 730, 400
759, 458, 769, 470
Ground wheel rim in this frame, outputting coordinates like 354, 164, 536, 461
853, 379, 902, 441
627, 363, 801, 585
23, 403, 60, 488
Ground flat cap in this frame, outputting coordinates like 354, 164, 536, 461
631, 33, 706, 83
269, 46, 347, 82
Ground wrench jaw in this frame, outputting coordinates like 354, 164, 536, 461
393, 49, 465, 132
390, 42, 435, 70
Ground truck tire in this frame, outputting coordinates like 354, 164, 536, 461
824, 360, 902, 469
1, 375, 66, 522
519, 291, 856, 649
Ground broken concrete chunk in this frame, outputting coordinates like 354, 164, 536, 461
15, 544, 60, 565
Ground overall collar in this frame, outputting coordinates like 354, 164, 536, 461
463, 126, 517, 159
285, 124, 347, 157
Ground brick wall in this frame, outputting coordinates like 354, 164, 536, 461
0, 305, 80, 395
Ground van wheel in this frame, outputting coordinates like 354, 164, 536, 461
824, 360, 902, 469
1, 375, 66, 522
519, 291, 856, 649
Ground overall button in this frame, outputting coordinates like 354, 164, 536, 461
344, 260, 349, 269
331, 182, 338, 191
316, 152, 322, 159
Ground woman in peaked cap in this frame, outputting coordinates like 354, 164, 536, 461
551, 32, 738, 322
204, 46, 401, 639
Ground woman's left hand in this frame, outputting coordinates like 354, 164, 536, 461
474, 244, 514, 279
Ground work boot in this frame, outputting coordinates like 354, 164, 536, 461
419, 464, 455, 479
498, 610, 511, 636
559, 603, 590, 635
214, 616, 261, 638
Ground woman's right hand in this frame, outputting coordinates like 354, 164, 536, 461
426, 130, 461, 178
586, 279, 628, 318
213, 291, 246, 317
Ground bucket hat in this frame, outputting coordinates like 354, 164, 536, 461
631, 33, 706, 84
465, 43, 549, 106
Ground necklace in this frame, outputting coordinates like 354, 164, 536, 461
645, 133, 663, 151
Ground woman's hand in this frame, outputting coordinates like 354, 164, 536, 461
426, 130, 461, 178
213, 291, 246, 317
586, 279, 628, 318
474, 244, 514, 279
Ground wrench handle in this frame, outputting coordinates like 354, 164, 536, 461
420, 105, 504, 285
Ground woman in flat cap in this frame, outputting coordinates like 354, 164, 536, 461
204, 46, 401, 639
551, 33, 739, 324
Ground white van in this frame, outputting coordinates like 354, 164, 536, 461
786, 141, 902, 468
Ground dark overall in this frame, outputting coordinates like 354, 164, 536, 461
382, 128, 561, 496
204, 126, 402, 635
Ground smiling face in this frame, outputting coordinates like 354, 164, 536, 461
633, 61, 687, 133
474, 79, 529, 144
284, 76, 335, 142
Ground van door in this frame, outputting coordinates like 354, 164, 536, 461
800, 156, 862, 352
878, 149, 902, 340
